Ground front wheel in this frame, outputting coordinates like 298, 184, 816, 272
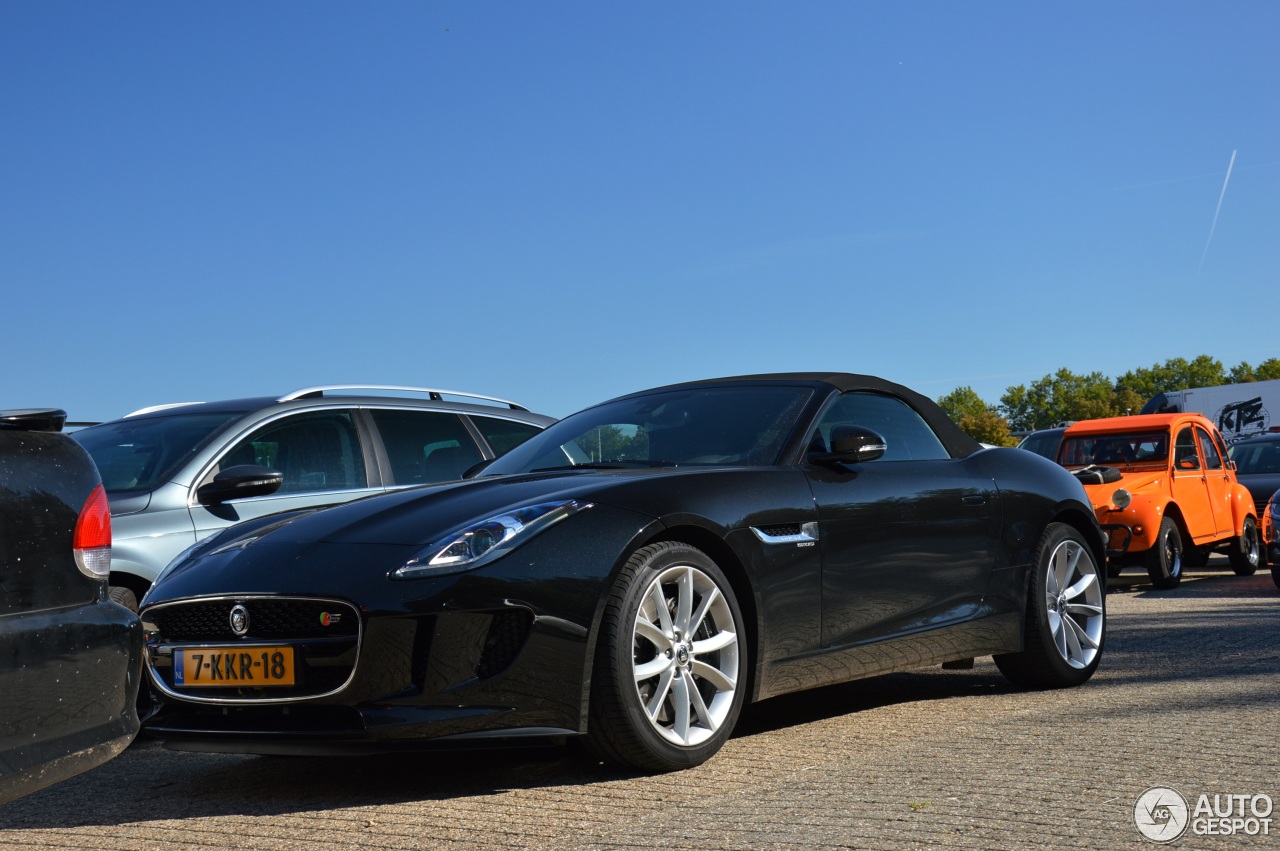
1145, 517, 1183, 589
1229, 517, 1261, 576
994, 523, 1105, 689
587, 542, 747, 772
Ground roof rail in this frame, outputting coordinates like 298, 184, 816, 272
125, 402, 206, 418
278, 385, 529, 411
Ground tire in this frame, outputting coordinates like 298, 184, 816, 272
994, 523, 1105, 689
1145, 518, 1183, 589
587, 542, 747, 772
1228, 517, 1261, 576
109, 585, 139, 613
1272, 564, 1280, 591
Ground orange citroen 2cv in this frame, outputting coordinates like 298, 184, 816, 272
1057, 413, 1260, 588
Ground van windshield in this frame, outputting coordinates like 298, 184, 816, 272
73, 412, 247, 494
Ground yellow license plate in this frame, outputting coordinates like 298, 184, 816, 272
176, 646, 296, 687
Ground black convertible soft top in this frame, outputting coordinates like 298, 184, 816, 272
628, 372, 983, 460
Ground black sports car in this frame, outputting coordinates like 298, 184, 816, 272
140, 374, 1106, 771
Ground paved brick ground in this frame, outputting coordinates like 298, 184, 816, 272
2, 561, 1277, 849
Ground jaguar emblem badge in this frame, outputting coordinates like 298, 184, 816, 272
229, 604, 250, 637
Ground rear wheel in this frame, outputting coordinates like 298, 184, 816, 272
995, 523, 1105, 688
587, 542, 747, 772
1145, 518, 1183, 589
108, 585, 139, 613
1228, 517, 1260, 576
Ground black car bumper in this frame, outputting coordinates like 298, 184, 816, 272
0, 597, 143, 804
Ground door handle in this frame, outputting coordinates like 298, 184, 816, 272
962, 494, 987, 506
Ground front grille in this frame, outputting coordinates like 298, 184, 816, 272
144, 596, 361, 703
150, 598, 359, 642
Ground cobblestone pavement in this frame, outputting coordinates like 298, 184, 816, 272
2, 561, 1277, 850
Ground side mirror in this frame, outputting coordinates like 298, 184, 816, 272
197, 464, 284, 505
809, 426, 887, 465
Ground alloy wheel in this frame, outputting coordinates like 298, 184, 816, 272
632, 564, 741, 747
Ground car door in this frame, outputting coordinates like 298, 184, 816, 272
1170, 425, 1217, 543
804, 392, 1001, 649
189, 409, 381, 539
1197, 426, 1234, 539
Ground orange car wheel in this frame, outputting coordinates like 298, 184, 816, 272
1145, 518, 1182, 590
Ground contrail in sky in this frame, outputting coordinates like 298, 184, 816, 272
1198, 149, 1237, 274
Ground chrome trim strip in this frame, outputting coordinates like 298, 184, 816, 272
143, 595, 362, 706
751, 521, 819, 545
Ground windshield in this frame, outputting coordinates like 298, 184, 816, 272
1229, 440, 1280, 475
1059, 431, 1169, 467
483, 386, 815, 475
73, 411, 247, 494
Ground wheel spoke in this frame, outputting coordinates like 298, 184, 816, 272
1063, 573, 1097, 601
674, 567, 694, 635
1053, 613, 1069, 659
1061, 613, 1084, 660
691, 658, 734, 693
670, 671, 692, 741
634, 655, 672, 681
1063, 613, 1100, 650
635, 617, 670, 651
646, 583, 674, 636
1053, 543, 1079, 595
1066, 602, 1103, 618
644, 668, 675, 720
689, 585, 721, 638
685, 670, 715, 732
692, 629, 736, 655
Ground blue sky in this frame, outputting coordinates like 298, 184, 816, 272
3, 3, 1276, 422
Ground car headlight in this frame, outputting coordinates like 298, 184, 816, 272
1111, 489, 1131, 510
393, 499, 593, 579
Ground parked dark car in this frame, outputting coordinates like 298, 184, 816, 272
1017, 426, 1067, 461
0, 409, 142, 804
140, 374, 1106, 772
1227, 432, 1280, 523
72, 385, 554, 610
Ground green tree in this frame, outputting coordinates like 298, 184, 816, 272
1114, 355, 1226, 400
956, 410, 1018, 447
1229, 358, 1280, 383
936, 386, 990, 422
1000, 369, 1115, 432
937, 386, 1017, 445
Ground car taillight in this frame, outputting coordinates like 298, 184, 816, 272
74, 483, 112, 579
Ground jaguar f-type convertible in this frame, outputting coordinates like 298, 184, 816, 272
140, 373, 1106, 771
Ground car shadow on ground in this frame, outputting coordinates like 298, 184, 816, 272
1, 667, 1027, 830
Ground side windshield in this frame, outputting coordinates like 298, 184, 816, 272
1059, 431, 1169, 467
484, 386, 814, 474
73, 412, 246, 494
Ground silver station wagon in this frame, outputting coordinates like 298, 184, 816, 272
72, 385, 554, 610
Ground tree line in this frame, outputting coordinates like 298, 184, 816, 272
936, 355, 1280, 446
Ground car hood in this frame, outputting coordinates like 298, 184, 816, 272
1237, 472, 1280, 504
1080, 470, 1164, 504
246, 470, 647, 548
